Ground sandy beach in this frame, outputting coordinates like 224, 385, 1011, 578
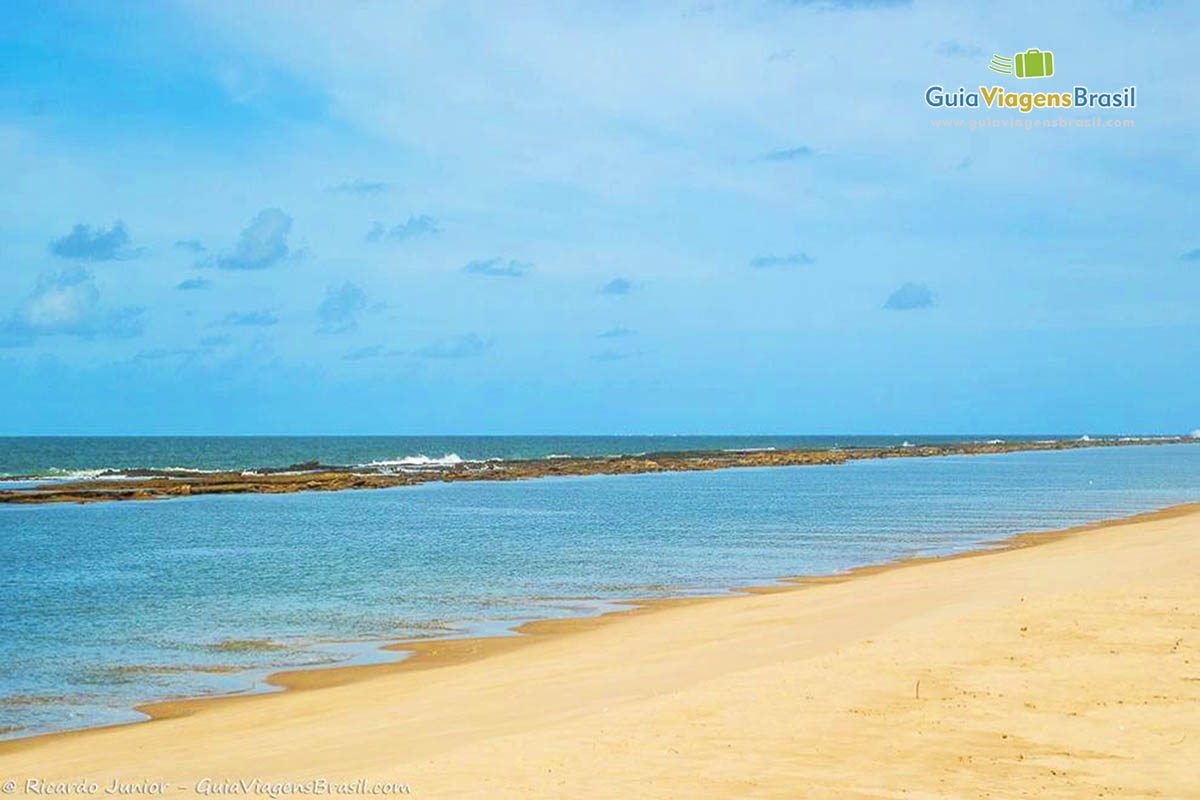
2, 505, 1197, 798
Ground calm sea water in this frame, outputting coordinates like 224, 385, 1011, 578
1, 440, 1198, 739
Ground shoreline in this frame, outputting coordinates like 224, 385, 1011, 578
3, 499, 1198, 796
3, 499, 1197, 757
0, 435, 1193, 505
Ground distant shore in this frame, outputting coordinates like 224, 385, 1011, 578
0, 435, 1193, 505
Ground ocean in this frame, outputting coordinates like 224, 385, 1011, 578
0, 434, 1136, 479
1, 437, 1198, 739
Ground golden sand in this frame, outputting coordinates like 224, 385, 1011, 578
2, 505, 1198, 798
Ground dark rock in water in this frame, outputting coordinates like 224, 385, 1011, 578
254, 460, 346, 474
0, 437, 1188, 506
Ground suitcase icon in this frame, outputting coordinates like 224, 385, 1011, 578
1014, 48, 1054, 79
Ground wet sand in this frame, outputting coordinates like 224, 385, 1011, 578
1, 504, 1198, 797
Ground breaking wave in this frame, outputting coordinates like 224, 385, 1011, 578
362, 453, 470, 470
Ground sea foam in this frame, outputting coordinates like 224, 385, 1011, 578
363, 453, 468, 470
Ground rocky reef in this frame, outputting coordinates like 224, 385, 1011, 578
0, 437, 1191, 506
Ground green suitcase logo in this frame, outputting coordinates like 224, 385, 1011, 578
989, 48, 1055, 79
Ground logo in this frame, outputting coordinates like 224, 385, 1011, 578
989, 49, 1054, 79
923, 46, 1135, 115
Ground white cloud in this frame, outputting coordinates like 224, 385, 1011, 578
217, 208, 294, 270
0, 268, 144, 346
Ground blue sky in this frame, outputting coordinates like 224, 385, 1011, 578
1, 0, 1197, 434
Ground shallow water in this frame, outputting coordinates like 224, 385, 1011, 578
1, 442, 1198, 738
